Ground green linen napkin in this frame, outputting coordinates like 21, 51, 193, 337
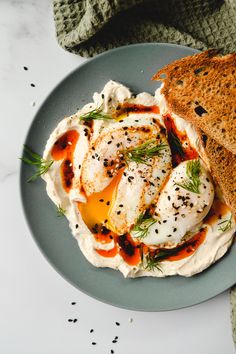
53, 0, 236, 57
231, 286, 236, 345
53, 0, 236, 344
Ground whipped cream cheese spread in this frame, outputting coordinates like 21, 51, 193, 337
42, 81, 235, 278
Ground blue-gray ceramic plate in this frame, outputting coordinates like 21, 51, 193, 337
20, 43, 236, 311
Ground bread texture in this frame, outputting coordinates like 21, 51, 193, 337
199, 131, 236, 215
153, 49, 236, 155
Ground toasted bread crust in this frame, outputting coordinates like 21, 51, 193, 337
198, 131, 236, 215
153, 50, 236, 155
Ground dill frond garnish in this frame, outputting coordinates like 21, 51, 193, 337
122, 139, 167, 165
56, 205, 66, 217
218, 215, 232, 232
176, 159, 201, 194
79, 107, 112, 121
133, 212, 156, 239
144, 247, 183, 272
21, 145, 53, 182
144, 253, 163, 272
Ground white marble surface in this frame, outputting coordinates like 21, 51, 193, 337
0, 1, 235, 353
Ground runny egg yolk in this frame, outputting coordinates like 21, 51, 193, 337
78, 169, 124, 231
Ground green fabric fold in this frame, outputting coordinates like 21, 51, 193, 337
53, 0, 236, 345
53, 0, 236, 57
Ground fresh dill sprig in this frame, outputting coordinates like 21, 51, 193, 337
169, 132, 184, 157
21, 145, 53, 182
56, 205, 66, 217
144, 247, 183, 272
79, 107, 112, 121
176, 159, 201, 194
122, 139, 167, 165
144, 254, 163, 272
133, 212, 156, 239
218, 215, 232, 232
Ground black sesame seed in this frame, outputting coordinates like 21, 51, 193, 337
30, 83, 35, 87
117, 211, 121, 215
163, 220, 167, 223
115, 322, 120, 326
99, 199, 104, 202
175, 187, 180, 191
101, 226, 110, 235
78, 164, 81, 169
104, 219, 108, 223
125, 132, 128, 136
155, 229, 158, 234
107, 140, 112, 144
190, 203, 194, 208
101, 94, 105, 99
90, 329, 94, 333
71, 302, 76, 305
68, 319, 73, 322
173, 227, 177, 232
111, 350, 114, 354
115, 336, 118, 340
112, 340, 117, 344
73, 319, 77, 323
167, 196, 171, 201
119, 204, 123, 207
106, 201, 110, 206
23, 66, 28, 70
206, 178, 210, 182
92, 342, 96, 345
175, 217, 177, 221
75, 224, 79, 229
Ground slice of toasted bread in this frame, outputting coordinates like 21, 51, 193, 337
153, 50, 236, 155
198, 131, 236, 215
